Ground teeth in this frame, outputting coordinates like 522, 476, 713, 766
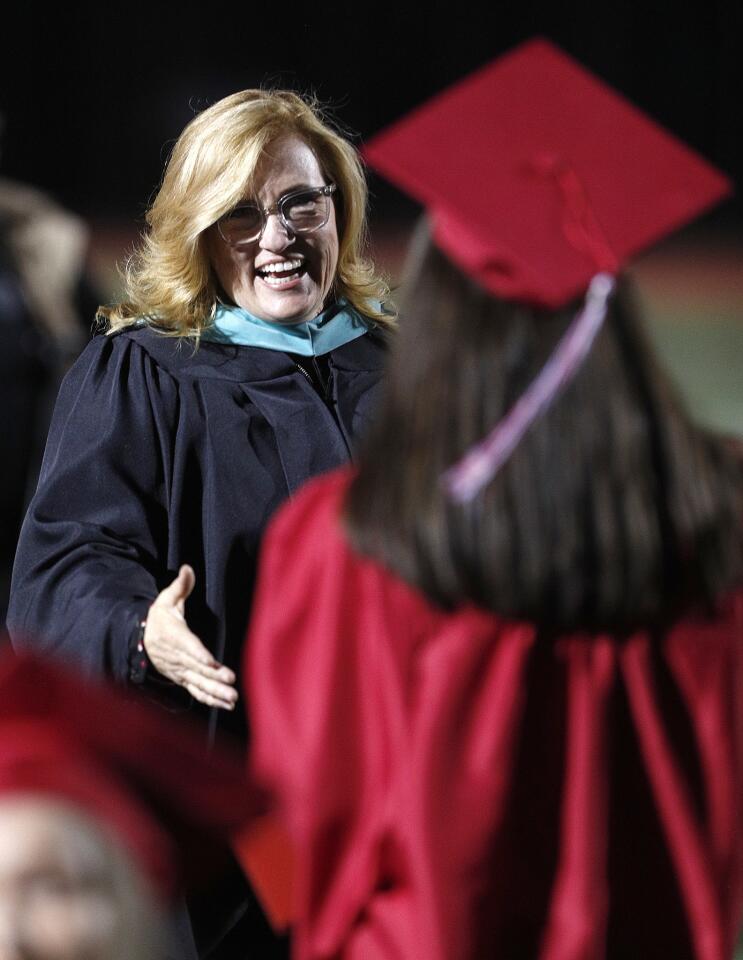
259, 259, 302, 274
262, 274, 301, 286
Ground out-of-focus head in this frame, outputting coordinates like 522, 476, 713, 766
105, 89, 391, 334
0, 652, 261, 960
0, 796, 161, 960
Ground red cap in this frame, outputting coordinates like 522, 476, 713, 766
364, 38, 733, 308
0, 651, 262, 898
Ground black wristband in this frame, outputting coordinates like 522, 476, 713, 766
128, 618, 150, 685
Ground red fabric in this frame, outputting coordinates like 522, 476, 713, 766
245, 468, 743, 959
0, 653, 262, 899
0, 721, 176, 895
233, 813, 296, 931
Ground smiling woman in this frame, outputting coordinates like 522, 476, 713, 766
105, 89, 390, 338
7, 88, 392, 959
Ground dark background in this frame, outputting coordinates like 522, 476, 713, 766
2, 1, 742, 231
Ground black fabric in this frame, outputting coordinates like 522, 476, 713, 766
187, 849, 290, 960
8, 324, 385, 739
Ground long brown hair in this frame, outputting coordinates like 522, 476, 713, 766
344, 224, 743, 631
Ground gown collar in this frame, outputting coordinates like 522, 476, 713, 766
202, 299, 371, 357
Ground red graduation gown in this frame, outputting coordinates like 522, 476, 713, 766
245, 467, 743, 960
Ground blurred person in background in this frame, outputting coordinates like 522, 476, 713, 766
0, 113, 100, 630
244, 41, 743, 960
0, 650, 259, 960
7, 89, 391, 956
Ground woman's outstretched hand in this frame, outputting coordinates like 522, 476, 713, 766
143, 565, 238, 710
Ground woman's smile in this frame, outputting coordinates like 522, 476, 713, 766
255, 257, 305, 287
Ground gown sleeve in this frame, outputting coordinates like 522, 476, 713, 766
7, 332, 176, 682
245, 469, 438, 957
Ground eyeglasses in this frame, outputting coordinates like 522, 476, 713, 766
217, 183, 337, 246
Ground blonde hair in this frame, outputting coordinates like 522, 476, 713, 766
101, 90, 393, 336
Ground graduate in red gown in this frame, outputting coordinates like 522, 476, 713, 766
244, 40, 743, 960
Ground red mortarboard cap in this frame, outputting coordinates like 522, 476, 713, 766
364, 38, 733, 308
0, 651, 263, 898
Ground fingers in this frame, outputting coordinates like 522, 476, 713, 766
182, 669, 239, 711
155, 564, 196, 613
148, 626, 233, 680
185, 683, 235, 710
143, 577, 238, 707
154, 616, 223, 671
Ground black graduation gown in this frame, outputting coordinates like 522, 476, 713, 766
8, 324, 386, 740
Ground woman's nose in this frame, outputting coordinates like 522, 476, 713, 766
260, 212, 295, 251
